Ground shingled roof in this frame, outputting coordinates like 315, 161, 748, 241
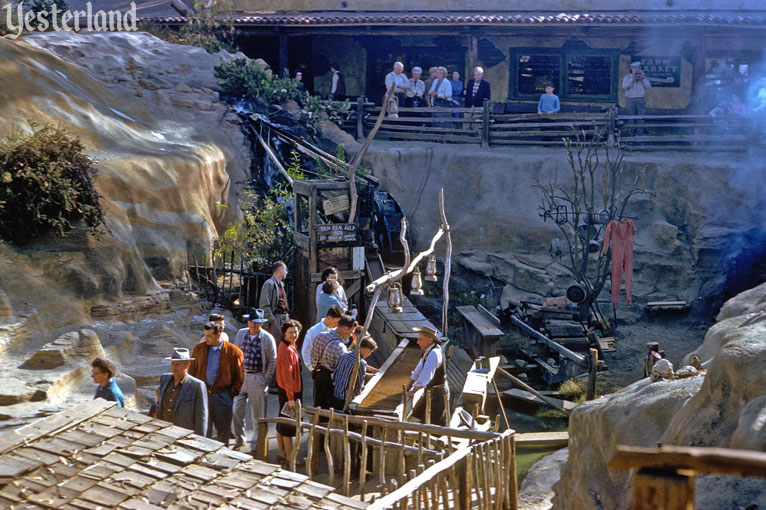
0, 400, 367, 510
141, 11, 766, 27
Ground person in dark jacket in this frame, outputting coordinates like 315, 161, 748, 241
329, 63, 346, 101
464, 66, 491, 108
91, 357, 125, 407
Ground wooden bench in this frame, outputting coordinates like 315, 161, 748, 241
456, 305, 504, 357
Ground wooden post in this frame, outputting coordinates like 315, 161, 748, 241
289, 400, 303, 471
481, 99, 491, 148
468, 35, 478, 75
278, 33, 288, 79
325, 409, 335, 486
492, 378, 510, 431
607, 107, 616, 147
457, 454, 473, 510
343, 416, 351, 497
379, 425, 388, 487
357, 96, 366, 141
509, 435, 519, 510
307, 409, 320, 478
256, 421, 269, 461
633, 469, 695, 510
360, 421, 369, 501
587, 348, 599, 401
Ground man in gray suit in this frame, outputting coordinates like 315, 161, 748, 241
157, 348, 208, 436
232, 308, 277, 455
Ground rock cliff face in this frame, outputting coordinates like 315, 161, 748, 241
0, 32, 249, 328
552, 282, 766, 509
361, 142, 766, 315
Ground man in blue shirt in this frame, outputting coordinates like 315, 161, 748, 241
92, 357, 125, 407
332, 336, 378, 410
537, 84, 560, 115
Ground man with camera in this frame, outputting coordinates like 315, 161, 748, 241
622, 61, 652, 135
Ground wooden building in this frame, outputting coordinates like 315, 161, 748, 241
151, 3, 766, 112
0, 400, 366, 509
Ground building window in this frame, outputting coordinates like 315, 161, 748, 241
511, 49, 617, 102
517, 54, 560, 95
566, 55, 613, 97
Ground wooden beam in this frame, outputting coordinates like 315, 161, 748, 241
610, 445, 766, 478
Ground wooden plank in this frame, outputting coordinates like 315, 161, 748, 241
646, 301, 687, 307
502, 389, 577, 411
515, 431, 569, 448
457, 306, 503, 337
610, 445, 766, 477
0, 400, 116, 455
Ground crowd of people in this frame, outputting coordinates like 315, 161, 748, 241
383, 62, 492, 117
90, 261, 450, 466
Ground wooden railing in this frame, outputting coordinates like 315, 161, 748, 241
610, 445, 766, 510
335, 98, 758, 150
256, 404, 518, 509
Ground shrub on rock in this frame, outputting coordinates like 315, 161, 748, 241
0, 124, 106, 244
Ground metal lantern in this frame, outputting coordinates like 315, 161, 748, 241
425, 253, 438, 282
410, 267, 425, 296
387, 282, 403, 312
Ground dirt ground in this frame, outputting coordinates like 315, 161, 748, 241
598, 310, 711, 391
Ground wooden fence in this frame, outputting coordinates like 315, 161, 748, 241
334, 97, 757, 150
186, 251, 293, 317
257, 404, 518, 510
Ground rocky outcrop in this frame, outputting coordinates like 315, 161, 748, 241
553, 282, 766, 510
361, 142, 766, 316
0, 32, 249, 330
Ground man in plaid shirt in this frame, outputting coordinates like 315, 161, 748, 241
310, 315, 356, 410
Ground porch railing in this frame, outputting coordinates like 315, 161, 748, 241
335, 97, 758, 150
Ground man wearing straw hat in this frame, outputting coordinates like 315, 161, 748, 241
407, 325, 449, 427
156, 348, 208, 436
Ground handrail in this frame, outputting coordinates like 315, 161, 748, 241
330, 97, 759, 150
610, 445, 766, 478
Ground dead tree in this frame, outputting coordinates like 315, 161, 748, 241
533, 125, 648, 318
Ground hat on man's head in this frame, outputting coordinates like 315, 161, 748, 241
245, 308, 268, 323
164, 347, 195, 362
630, 61, 642, 67
413, 325, 443, 343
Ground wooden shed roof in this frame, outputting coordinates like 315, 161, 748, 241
0, 400, 367, 510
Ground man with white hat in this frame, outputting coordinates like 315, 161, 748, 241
622, 61, 652, 134
407, 326, 449, 427
156, 348, 208, 436
232, 308, 277, 454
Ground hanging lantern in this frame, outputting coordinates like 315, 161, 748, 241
410, 267, 425, 296
425, 253, 438, 282
387, 282, 403, 312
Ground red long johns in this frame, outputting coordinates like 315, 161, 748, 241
602, 220, 636, 308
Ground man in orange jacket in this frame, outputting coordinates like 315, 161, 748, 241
190, 322, 244, 445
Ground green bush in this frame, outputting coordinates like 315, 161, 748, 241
0, 125, 106, 244
215, 58, 304, 104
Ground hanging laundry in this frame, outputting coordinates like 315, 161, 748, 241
602, 220, 636, 308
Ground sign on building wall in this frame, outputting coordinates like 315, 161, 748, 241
631, 56, 681, 88
315, 223, 358, 244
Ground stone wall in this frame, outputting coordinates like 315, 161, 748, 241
359, 142, 766, 315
